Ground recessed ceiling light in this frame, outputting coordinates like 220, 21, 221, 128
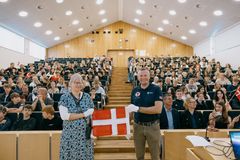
101, 18, 107, 23
131, 29, 136, 32
34, 22, 42, 28
234, 0, 240, 2
199, 21, 208, 27
18, 11, 28, 17
178, 0, 187, 3
0, 0, 8, 2
72, 20, 79, 25
54, 36, 60, 41
189, 29, 196, 34
139, 0, 145, 4
213, 10, 223, 16
96, 0, 103, 5
152, 37, 157, 40
99, 9, 106, 15
45, 30, 53, 35
134, 18, 140, 23
181, 36, 187, 40
136, 9, 143, 15
78, 28, 84, 32
56, 0, 64, 4
169, 10, 176, 16
158, 27, 164, 32
162, 19, 169, 25
65, 10, 73, 16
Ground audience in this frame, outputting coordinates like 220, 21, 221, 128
11, 104, 36, 131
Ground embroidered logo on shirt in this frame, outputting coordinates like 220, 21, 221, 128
135, 92, 140, 97
147, 92, 153, 94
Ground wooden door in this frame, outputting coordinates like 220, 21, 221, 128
107, 50, 135, 67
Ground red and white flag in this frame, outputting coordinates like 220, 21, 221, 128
235, 87, 240, 101
92, 107, 130, 137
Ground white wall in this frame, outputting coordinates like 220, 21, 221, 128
194, 22, 240, 69
0, 46, 40, 69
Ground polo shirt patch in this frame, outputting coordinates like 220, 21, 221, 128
135, 92, 141, 97
147, 92, 153, 94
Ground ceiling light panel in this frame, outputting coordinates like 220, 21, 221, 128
199, 21, 208, 26
213, 10, 223, 16
181, 36, 187, 40
72, 20, 79, 25
162, 19, 169, 25
99, 9, 106, 15
34, 22, 42, 28
158, 27, 164, 31
54, 36, 60, 41
45, 30, 52, 35
65, 10, 73, 16
56, 0, 64, 4
178, 0, 187, 3
78, 28, 84, 32
136, 9, 143, 15
169, 10, 176, 16
139, 0, 145, 4
96, 0, 104, 5
189, 29, 196, 34
0, 0, 8, 2
18, 11, 28, 17
101, 18, 107, 23
134, 18, 140, 23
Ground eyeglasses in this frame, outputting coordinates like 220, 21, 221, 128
73, 82, 83, 85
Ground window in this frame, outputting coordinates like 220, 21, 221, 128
29, 41, 46, 59
0, 26, 24, 53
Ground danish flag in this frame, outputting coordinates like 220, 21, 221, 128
92, 107, 130, 137
236, 87, 240, 101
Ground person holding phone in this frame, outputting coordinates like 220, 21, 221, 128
208, 102, 232, 129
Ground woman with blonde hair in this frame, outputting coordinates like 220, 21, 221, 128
59, 73, 94, 160
180, 97, 203, 129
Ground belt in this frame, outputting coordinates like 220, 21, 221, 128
135, 120, 159, 126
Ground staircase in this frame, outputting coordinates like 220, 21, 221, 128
94, 67, 151, 160
105, 67, 132, 109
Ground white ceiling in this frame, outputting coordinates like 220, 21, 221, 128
0, 0, 240, 48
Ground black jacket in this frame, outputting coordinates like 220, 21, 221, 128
160, 106, 181, 129
180, 110, 204, 129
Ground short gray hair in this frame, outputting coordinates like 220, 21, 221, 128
69, 73, 83, 86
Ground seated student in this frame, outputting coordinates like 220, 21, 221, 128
40, 106, 62, 130
208, 102, 232, 129
172, 89, 185, 110
160, 94, 180, 129
0, 105, 11, 131
5, 92, 23, 113
227, 76, 240, 109
180, 97, 204, 129
0, 83, 13, 103
32, 87, 54, 111
213, 89, 232, 111
11, 104, 36, 131
229, 115, 240, 129
195, 92, 208, 110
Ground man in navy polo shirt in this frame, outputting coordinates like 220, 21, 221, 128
127, 67, 163, 160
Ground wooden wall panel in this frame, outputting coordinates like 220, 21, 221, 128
47, 21, 193, 58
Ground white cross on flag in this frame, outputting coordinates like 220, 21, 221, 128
92, 107, 130, 137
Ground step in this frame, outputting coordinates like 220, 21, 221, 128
108, 97, 131, 101
108, 100, 131, 104
108, 94, 131, 98
94, 153, 151, 160
95, 140, 147, 153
